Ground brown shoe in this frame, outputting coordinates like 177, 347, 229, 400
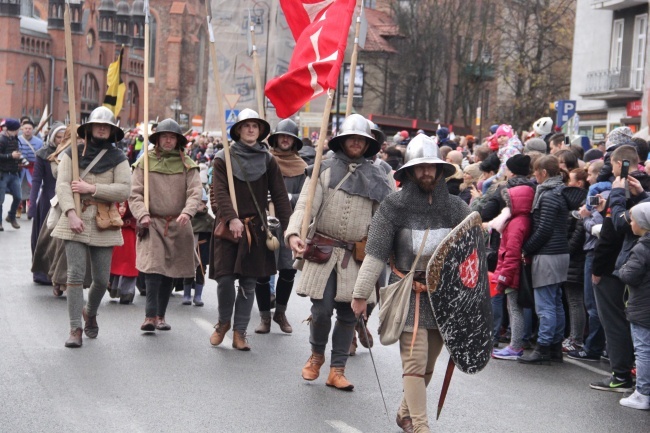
396, 414, 414, 433
140, 317, 156, 332
301, 352, 325, 381
273, 311, 293, 333
82, 307, 98, 338
5, 216, 20, 229
325, 366, 354, 391
53, 285, 64, 297
255, 316, 271, 334
64, 328, 83, 348
356, 321, 373, 348
232, 330, 251, 351
155, 316, 171, 331
210, 321, 231, 346
349, 334, 357, 356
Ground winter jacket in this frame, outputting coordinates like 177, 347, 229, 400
618, 233, 650, 328
0, 133, 21, 173
480, 176, 535, 222
564, 187, 588, 286
523, 184, 569, 256
592, 214, 624, 278
493, 185, 534, 289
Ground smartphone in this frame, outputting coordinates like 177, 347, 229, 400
564, 136, 571, 146
621, 159, 630, 179
588, 196, 600, 206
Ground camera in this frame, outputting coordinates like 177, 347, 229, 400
588, 196, 600, 207
20, 158, 29, 166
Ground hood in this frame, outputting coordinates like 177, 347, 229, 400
638, 232, 650, 247
562, 186, 588, 211
506, 184, 534, 217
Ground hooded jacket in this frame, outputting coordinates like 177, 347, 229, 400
523, 181, 569, 256
618, 232, 650, 328
493, 185, 534, 289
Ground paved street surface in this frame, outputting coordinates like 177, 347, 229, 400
0, 213, 647, 433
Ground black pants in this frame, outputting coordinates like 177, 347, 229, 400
593, 274, 635, 377
144, 273, 174, 318
255, 269, 296, 312
183, 264, 206, 286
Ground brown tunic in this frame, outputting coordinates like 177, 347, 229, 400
209, 156, 292, 279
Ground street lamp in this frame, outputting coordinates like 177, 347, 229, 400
477, 49, 492, 142
170, 98, 182, 123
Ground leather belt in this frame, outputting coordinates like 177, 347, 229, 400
391, 264, 428, 356
313, 232, 355, 269
151, 214, 180, 237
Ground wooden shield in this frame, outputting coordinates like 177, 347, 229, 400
426, 212, 493, 374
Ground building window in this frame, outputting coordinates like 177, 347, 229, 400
632, 14, 647, 91
22, 63, 46, 118
610, 19, 624, 71
127, 81, 139, 127
80, 73, 100, 120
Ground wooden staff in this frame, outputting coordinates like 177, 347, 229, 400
345, 1, 363, 117
206, 4, 238, 214
249, 10, 265, 119
63, 1, 81, 215
297, 89, 334, 256
143, 1, 151, 211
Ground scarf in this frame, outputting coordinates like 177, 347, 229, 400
216, 141, 272, 182
65, 138, 127, 174
531, 175, 564, 211
270, 148, 307, 177
133, 148, 198, 174
306, 151, 393, 203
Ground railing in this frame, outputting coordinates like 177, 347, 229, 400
584, 66, 643, 93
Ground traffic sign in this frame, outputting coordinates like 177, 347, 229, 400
225, 109, 240, 126
555, 100, 576, 128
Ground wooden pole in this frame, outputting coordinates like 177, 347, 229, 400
297, 89, 334, 255
63, 1, 81, 216
206, 5, 238, 214
345, 1, 363, 117
143, 2, 151, 211
249, 12, 265, 119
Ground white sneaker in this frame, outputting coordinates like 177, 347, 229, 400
620, 390, 650, 410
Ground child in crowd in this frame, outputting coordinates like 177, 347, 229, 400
108, 202, 138, 304
182, 189, 214, 306
617, 202, 650, 410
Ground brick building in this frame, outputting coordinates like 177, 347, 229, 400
0, 0, 208, 129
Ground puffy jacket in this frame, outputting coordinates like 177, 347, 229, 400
494, 185, 534, 289
480, 176, 536, 222
0, 133, 21, 173
523, 183, 569, 256
564, 187, 588, 285
618, 233, 650, 328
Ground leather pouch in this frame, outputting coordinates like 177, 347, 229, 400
214, 217, 239, 244
303, 234, 334, 264
353, 237, 367, 262
96, 202, 123, 231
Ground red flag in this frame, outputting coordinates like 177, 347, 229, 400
265, 0, 356, 118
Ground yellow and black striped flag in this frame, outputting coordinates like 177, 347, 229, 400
103, 47, 126, 116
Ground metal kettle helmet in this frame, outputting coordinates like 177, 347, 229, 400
230, 108, 271, 142
77, 106, 124, 142
394, 133, 457, 182
268, 118, 302, 150
149, 118, 188, 148
328, 114, 379, 158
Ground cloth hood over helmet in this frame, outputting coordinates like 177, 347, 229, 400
77, 106, 124, 142
149, 118, 188, 148
394, 134, 457, 181
230, 108, 271, 142
327, 113, 379, 158
268, 118, 302, 150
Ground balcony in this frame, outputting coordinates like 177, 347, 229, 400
591, 0, 647, 11
580, 67, 643, 102
463, 63, 496, 81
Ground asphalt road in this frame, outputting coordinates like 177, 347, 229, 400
0, 213, 647, 432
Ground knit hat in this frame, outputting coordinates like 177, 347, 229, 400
532, 117, 553, 136
506, 154, 531, 176
606, 126, 633, 150
524, 138, 547, 154
489, 124, 499, 134
21, 118, 35, 127
495, 124, 514, 139
4, 118, 20, 131
479, 153, 500, 173
583, 148, 604, 162
630, 202, 650, 231
436, 127, 449, 139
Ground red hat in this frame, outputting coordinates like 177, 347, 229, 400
400, 130, 409, 139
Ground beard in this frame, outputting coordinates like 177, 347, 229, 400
415, 176, 437, 192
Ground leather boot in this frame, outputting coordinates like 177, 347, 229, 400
53, 285, 64, 297
517, 344, 551, 365
5, 216, 20, 229
301, 352, 325, 381
193, 284, 204, 307
396, 414, 414, 433
182, 284, 192, 305
325, 366, 354, 391
232, 330, 251, 351
156, 316, 171, 331
255, 313, 272, 334
273, 311, 293, 333
140, 317, 157, 332
356, 320, 373, 348
82, 307, 99, 338
210, 321, 231, 346
64, 328, 83, 348
349, 334, 358, 356
550, 341, 564, 363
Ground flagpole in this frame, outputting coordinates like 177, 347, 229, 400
206, 3, 238, 214
345, 0, 363, 117
249, 10, 265, 119
143, 1, 150, 211
297, 89, 334, 256
64, 0, 81, 216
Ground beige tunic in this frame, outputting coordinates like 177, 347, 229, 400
129, 167, 202, 278
285, 167, 380, 302
51, 154, 131, 247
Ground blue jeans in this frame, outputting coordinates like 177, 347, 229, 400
583, 252, 605, 355
631, 323, 650, 396
534, 283, 566, 346
0, 171, 21, 220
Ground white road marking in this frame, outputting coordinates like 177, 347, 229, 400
325, 420, 363, 433
564, 357, 610, 376
192, 317, 232, 346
